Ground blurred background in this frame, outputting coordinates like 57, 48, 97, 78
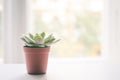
32, 0, 103, 58
0, 0, 103, 60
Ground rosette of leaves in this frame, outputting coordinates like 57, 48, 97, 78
21, 32, 60, 48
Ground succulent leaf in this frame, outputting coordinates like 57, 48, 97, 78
29, 33, 34, 40
35, 39, 44, 44
21, 37, 29, 43
24, 36, 35, 44
41, 32, 45, 38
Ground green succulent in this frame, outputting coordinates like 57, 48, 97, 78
21, 32, 60, 48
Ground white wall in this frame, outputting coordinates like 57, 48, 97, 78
106, 0, 120, 64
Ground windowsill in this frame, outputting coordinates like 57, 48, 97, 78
48, 57, 104, 64
0, 57, 105, 64
0, 63, 119, 80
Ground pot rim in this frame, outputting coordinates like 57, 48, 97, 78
23, 46, 50, 49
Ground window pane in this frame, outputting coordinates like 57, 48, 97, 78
32, 0, 103, 58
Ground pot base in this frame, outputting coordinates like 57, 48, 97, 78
28, 73, 46, 75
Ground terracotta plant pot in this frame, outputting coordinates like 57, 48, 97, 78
23, 46, 50, 74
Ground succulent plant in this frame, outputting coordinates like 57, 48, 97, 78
21, 32, 60, 48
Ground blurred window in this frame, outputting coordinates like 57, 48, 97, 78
32, 0, 103, 58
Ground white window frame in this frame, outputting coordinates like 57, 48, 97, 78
2, 0, 120, 64
2, 0, 28, 63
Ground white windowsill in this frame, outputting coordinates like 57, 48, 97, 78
48, 56, 105, 64
0, 57, 104, 64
